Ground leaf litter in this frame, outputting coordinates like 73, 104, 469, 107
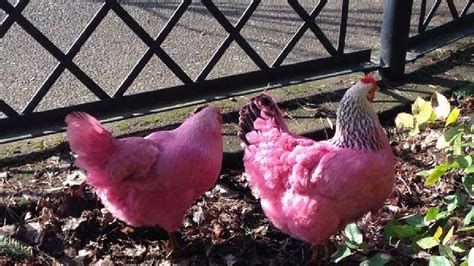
0, 97, 472, 265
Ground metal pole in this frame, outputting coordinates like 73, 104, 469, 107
379, 0, 414, 80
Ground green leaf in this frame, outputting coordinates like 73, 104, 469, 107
453, 135, 462, 156
360, 253, 392, 266
425, 207, 441, 223
412, 97, 434, 125
461, 248, 474, 266
343, 224, 369, 250
330, 245, 351, 263
433, 226, 443, 241
462, 175, 474, 197
442, 226, 454, 245
456, 155, 473, 169
445, 107, 460, 126
429, 110, 438, 122
431, 92, 451, 120
410, 124, 421, 136
468, 248, 474, 266
395, 113, 415, 129
435, 211, 450, 220
416, 170, 431, 177
410, 234, 425, 254
457, 225, 474, 232
445, 192, 466, 212
439, 245, 455, 262
416, 237, 439, 249
464, 207, 474, 225
463, 143, 474, 149
358, 242, 369, 251
429, 256, 452, 266
345, 223, 363, 244
465, 164, 474, 174
437, 127, 461, 149
445, 127, 461, 142
450, 160, 461, 170
453, 83, 474, 98
450, 242, 467, 253
344, 239, 359, 250
384, 220, 422, 239
425, 164, 450, 186
406, 214, 427, 227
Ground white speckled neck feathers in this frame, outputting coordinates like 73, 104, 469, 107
330, 83, 388, 151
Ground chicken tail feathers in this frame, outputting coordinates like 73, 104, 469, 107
65, 112, 115, 171
238, 93, 289, 146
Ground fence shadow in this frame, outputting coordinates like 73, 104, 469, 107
0, 36, 472, 170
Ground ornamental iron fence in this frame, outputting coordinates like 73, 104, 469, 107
0, 0, 472, 143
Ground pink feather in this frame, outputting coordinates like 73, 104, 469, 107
65, 106, 223, 232
239, 82, 394, 245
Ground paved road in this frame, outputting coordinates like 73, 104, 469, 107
1, 0, 460, 114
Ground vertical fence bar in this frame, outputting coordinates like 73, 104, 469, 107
337, 0, 349, 54
418, 0, 427, 33
379, 0, 413, 80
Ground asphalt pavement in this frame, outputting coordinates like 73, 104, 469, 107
0, 0, 460, 114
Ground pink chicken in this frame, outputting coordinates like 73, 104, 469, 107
65, 105, 223, 250
238, 75, 394, 259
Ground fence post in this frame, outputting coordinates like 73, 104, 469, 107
379, 0, 413, 80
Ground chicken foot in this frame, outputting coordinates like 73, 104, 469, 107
310, 242, 333, 265
166, 232, 181, 258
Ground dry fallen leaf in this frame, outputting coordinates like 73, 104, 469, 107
431, 92, 451, 120
39, 207, 55, 224
215, 184, 239, 198
212, 222, 224, 239
253, 225, 268, 236
92, 256, 114, 266
0, 89, 472, 265
63, 171, 87, 187
192, 205, 205, 225
77, 249, 93, 260
123, 244, 146, 257
63, 217, 87, 231
0, 224, 16, 236
100, 210, 115, 226
0, 172, 9, 179
121, 226, 135, 235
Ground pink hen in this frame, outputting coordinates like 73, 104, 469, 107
65, 106, 223, 238
238, 75, 394, 253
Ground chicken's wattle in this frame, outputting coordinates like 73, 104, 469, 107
238, 76, 394, 250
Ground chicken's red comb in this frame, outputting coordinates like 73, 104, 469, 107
360, 74, 377, 85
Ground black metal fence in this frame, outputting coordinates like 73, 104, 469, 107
1, 0, 473, 143
408, 0, 473, 59
380, 0, 473, 78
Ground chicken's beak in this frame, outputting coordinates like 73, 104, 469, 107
367, 85, 379, 102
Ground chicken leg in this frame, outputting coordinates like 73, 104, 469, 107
310, 242, 332, 265
166, 232, 181, 258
